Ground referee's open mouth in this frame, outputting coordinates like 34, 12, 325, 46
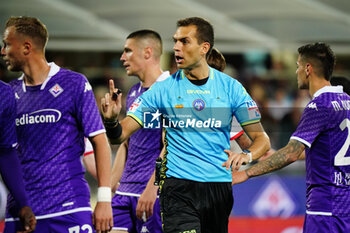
175, 55, 184, 64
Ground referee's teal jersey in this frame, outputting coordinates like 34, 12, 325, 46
128, 67, 261, 182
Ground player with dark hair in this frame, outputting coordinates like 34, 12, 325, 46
233, 42, 350, 233
101, 17, 270, 233
1, 16, 112, 232
85, 29, 168, 233
110, 29, 169, 233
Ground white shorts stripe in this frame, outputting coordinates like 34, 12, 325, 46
306, 210, 332, 216
115, 190, 159, 198
5, 207, 92, 222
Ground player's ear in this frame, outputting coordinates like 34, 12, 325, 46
305, 63, 312, 78
23, 41, 32, 56
144, 47, 152, 59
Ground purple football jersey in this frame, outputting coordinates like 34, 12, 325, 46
0, 81, 17, 149
6, 63, 105, 218
118, 82, 163, 194
291, 86, 350, 216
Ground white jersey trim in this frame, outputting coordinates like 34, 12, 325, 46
89, 129, 106, 137
5, 207, 92, 222
290, 136, 311, 148
115, 190, 159, 198
313, 85, 343, 98
19, 63, 60, 93
112, 227, 128, 231
156, 71, 170, 82
41, 62, 60, 90
306, 210, 332, 216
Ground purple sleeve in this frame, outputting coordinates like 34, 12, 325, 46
75, 76, 105, 137
291, 101, 328, 147
0, 85, 17, 148
0, 148, 28, 208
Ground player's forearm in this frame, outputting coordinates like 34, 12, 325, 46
235, 133, 252, 150
246, 140, 303, 178
246, 132, 270, 161
145, 172, 159, 193
91, 134, 112, 187
0, 148, 29, 208
106, 116, 141, 144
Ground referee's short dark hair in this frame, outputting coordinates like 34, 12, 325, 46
177, 17, 214, 57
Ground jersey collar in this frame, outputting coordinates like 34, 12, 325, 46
180, 66, 213, 80
20, 62, 60, 92
313, 85, 343, 98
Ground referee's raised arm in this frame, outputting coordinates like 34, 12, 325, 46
101, 79, 141, 144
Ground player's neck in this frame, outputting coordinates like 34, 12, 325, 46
309, 76, 331, 97
23, 56, 50, 86
140, 65, 163, 88
183, 62, 209, 80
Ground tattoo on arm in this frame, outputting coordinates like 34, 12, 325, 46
246, 140, 305, 178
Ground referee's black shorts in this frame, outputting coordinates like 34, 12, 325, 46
159, 177, 233, 233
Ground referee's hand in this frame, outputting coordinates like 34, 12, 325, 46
101, 79, 122, 122
222, 149, 249, 172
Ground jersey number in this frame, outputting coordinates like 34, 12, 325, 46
68, 224, 93, 233
334, 118, 350, 166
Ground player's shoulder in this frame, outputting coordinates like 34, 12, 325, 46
212, 68, 240, 86
149, 71, 178, 90
0, 80, 11, 91
56, 67, 87, 83
0, 81, 14, 100
8, 76, 22, 89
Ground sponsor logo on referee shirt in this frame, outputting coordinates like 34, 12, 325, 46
129, 97, 142, 113
143, 109, 222, 129
246, 100, 261, 119
144, 110, 162, 129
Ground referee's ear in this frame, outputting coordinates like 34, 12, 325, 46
200, 42, 210, 57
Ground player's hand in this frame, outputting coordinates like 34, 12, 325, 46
136, 185, 158, 221
93, 202, 113, 233
101, 79, 122, 121
17, 206, 36, 233
232, 170, 249, 185
222, 149, 249, 172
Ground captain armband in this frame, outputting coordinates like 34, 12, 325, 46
104, 119, 122, 139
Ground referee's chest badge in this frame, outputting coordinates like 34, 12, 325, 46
193, 99, 205, 111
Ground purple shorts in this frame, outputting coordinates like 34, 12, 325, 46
4, 210, 94, 233
112, 193, 162, 233
304, 214, 350, 233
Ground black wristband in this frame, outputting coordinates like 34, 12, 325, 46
103, 119, 119, 128
105, 122, 122, 140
